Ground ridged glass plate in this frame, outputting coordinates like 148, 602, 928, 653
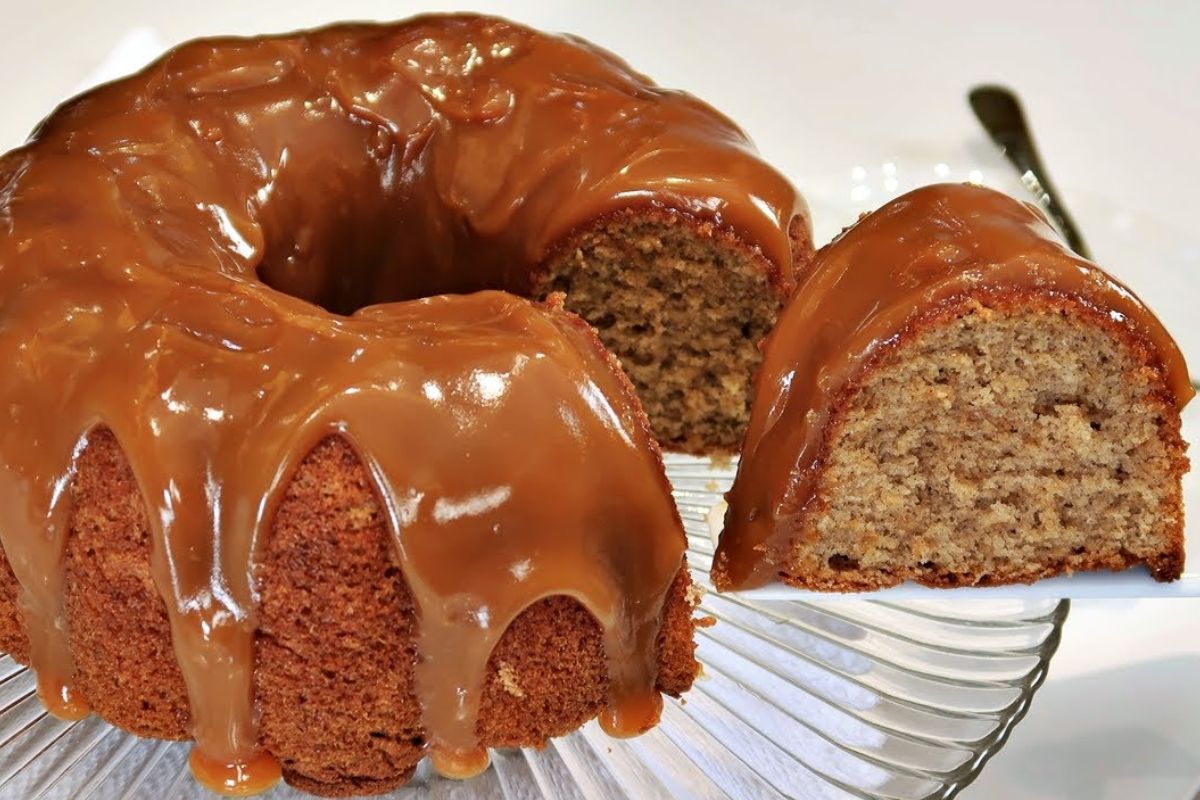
0, 455, 1065, 800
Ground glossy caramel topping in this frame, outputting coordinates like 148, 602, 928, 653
715, 183, 1194, 590
430, 747, 492, 780
189, 748, 283, 797
0, 13, 806, 780
599, 689, 664, 739
37, 676, 91, 722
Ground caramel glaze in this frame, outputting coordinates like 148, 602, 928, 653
715, 183, 1194, 591
0, 12, 808, 786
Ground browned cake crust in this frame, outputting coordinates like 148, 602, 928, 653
781, 292, 1189, 591
0, 554, 27, 664
0, 431, 698, 797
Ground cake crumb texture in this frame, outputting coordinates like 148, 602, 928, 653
786, 298, 1188, 590
537, 209, 810, 454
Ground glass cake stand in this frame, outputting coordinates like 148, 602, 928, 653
0, 455, 1066, 800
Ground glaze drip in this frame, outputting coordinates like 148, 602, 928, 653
715, 183, 1193, 590
0, 13, 803, 785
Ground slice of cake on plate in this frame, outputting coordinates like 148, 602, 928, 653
715, 183, 1192, 592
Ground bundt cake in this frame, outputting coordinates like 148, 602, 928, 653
714, 183, 1192, 591
0, 12, 813, 796
0, 291, 698, 797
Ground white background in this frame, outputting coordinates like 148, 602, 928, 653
2, 2, 1198, 797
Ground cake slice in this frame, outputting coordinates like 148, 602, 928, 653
714, 183, 1192, 591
